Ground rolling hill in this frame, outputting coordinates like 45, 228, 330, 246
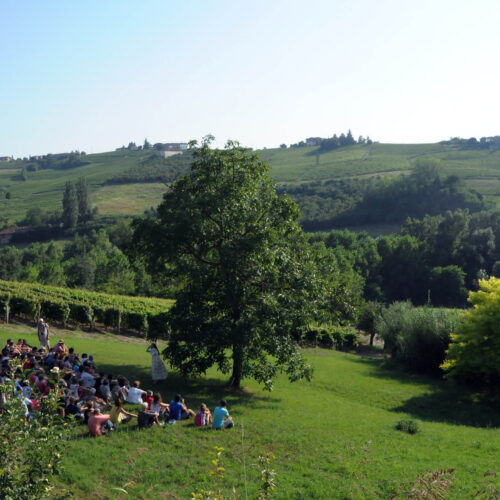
1, 142, 500, 235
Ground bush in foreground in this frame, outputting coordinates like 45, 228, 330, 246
441, 277, 500, 396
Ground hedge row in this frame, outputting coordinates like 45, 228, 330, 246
0, 280, 173, 339
301, 326, 359, 351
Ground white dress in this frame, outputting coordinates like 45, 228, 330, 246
147, 346, 168, 382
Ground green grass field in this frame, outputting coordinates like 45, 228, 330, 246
1, 322, 498, 499
2, 143, 500, 231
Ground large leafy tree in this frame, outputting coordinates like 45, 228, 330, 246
132, 138, 340, 389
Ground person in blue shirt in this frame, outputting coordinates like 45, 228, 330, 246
212, 400, 234, 430
169, 394, 195, 421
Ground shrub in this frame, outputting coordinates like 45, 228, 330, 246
375, 302, 461, 375
330, 326, 359, 351
356, 301, 385, 346
395, 419, 421, 435
441, 277, 500, 395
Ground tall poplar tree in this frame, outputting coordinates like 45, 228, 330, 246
76, 177, 90, 222
62, 181, 78, 228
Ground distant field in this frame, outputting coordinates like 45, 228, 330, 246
1, 144, 500, 231
0, 322, 497, 498
92, 183, 166, 215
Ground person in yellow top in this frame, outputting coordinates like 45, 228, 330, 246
109, 398, 138, 425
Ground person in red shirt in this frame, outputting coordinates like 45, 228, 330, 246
88, 408, 114, 436
144, 390, 154, 409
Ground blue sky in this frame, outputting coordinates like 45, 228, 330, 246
1, 0, 499, 157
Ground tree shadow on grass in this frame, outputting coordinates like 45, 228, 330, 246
94, 362, 281, 411
347, 356, 500, 428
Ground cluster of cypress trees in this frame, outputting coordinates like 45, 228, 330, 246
62, 177, 91, 228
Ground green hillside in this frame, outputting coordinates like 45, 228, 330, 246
1, 323, 498, 498
1, 142, 500, 231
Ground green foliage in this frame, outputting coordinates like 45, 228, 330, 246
75, 176, 91, 222
441, 277, 500, 395
62, 180, 78, 228
279, 160, 487, 231
376, 302, 461, 375
357, 301, 385, 345
330, 326, 360, 351
0, 377, 71, 499
133, 138, 348, 389
395, 419, 421, 435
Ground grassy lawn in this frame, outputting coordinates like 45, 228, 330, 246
1, 322, 498, 499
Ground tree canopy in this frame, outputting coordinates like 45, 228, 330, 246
132, 138, 346, 389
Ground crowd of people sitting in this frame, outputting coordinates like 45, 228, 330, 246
0, 335, 234, 437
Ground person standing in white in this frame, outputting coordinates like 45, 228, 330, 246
146, 343, 168, 382
37, 318, 50, 349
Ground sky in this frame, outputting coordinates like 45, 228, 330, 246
1, 0, 499, 157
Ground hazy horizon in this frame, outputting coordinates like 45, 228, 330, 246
1, 0, 499, 157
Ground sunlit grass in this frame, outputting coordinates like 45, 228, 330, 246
1, 323, 498, 498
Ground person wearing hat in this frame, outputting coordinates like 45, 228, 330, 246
37, 318, 50, 349
53, 339, 68, 355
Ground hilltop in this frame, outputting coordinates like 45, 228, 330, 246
1, 140, 500, 236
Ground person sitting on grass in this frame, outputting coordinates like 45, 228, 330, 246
195, 403, 212, 427
126, 380, 146, 404
99, 378, 112, 402
65, 397, 86, 420
150, 393, 170, 419
110, 398, 138, 426
88, 408, 114, 436
169, 394, 195, 421
212, 400, 234, 430
137, 402, 163, 428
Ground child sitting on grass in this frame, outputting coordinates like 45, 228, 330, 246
109, 398, 138, 425
212, 400, 234, 430
194, 403, 212, 427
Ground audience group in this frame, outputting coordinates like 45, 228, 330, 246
0, 335, 234, 437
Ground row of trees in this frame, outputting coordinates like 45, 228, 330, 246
288, 130, 373, 149
0, 228, 156, 296
312, 207, 500, 307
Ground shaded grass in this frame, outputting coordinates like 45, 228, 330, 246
1, 323, 498, 498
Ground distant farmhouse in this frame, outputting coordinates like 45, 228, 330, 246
305, 137, 322, 146
156, 142, 189, 159
484, 136, 500, 150
0, 156, 12, 162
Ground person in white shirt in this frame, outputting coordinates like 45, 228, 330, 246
126, 380, 146, 404
80, 367, 95, 387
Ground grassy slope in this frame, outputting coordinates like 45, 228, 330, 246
2, 143, 500, 227
1, 323, 498, 499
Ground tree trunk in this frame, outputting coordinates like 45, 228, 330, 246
229, 344, 243, 389
369, 332, 375, 347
